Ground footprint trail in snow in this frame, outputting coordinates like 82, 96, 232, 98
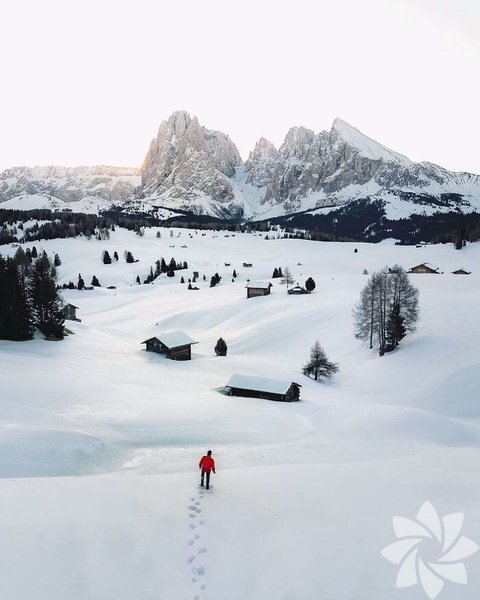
187, 488, 209, 599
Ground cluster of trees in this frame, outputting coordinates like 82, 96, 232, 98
272, 267, 283, 278
0, 251, 64, 341
353, 265, 419, 355
142, 257, 189, 284
210, 273, 221, 287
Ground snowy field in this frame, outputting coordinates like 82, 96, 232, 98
1, 228, 480, 600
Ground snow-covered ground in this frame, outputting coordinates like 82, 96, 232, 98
1, 228, 480, 600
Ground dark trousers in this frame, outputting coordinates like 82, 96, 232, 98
201, 469, 211, 489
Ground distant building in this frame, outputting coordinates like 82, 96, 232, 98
63, 303, 81, 321
408, 263, 441, 274
225, 374, 301, 402
243, 262, 253, 267
141, 331, 198, 361
288, 285, 309, 295
245, 281, 272, 299
452, 268, 471, 275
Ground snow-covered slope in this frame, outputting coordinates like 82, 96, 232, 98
1, 230, 480, 599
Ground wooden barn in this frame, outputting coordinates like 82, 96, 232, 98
141, 331, 198, 361
243, 262, 253, 267
225, 374, 301, 402
288, 285, 309, 295
245, 281, 272, 299
408, 263, 441, 274
452, 268, 471, 275
63, 303, 81, 321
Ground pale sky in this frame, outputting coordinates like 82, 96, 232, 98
1, 0, 479, 173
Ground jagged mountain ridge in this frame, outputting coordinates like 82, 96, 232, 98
1, 111, 480, 220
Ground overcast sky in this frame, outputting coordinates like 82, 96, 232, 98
1, 0, 479, 173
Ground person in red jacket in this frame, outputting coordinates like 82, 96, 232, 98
199, 450, 216, 489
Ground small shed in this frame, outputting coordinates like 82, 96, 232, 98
243, 262, 253, 267
141, 331, 198, 361
226, 374, 301, 402
452, 268, 471, 275
288, 285, 309, 295
408, 263, 441, 274
63, 303, 81, 321
245, 281, 272, 299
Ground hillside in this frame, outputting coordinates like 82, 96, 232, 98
1, 230, 480, 599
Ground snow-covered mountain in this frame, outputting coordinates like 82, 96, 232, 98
1, 112, 480, 220
0, 165, 140, 213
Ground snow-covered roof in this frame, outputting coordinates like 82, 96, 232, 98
64, 303, 79, 309
245, 281, 272, 289
411, 262, 439, 271
226, 374, 301, 395
143, 331, 198, 348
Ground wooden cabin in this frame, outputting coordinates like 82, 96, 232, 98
245, 281, 272, 299
243, 262, 253, 267
452, 268, 471, 275
288, 285, 309, 295
408, 263, 441, 274
63, 303, 81, 321
141, 331, 198, 361
226, 374, 301, 402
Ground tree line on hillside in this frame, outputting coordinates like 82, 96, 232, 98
0, 250, 65, 341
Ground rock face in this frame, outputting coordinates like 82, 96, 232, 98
140, 111, 243, 213
244, 138, 278, 188
2, 112, 480, 220
0, 165, 140, 209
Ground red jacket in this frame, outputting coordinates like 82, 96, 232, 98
199, 455, 216, 473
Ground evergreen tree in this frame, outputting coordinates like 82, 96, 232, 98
180, 276, 185, 283
54, 253, 62, 267
31, 246, 38, 259
210, 276, 217, 287
91, 275, 101, 287
203, 275, 206, 281
167, 269, 175, 277
136, 275, 141, 284
125, 251, 135, 263
272, 267, 279, 278
214, 337, 228, 356
156, 231, 161, 238
278, 267, 283, 277
103, 251, 112, 264
160, 258, 168, 273
29, 253, 64, 339
303, 341, 338, 381
169, 257, 177, 271
0, 256, 34, 340
188, 283, 192, 290
305, 277, 316, 293
77, 274, 85, 291
113, 251, 119, 261
14, 247, 30, 277
232, 269, 237, 278
183, 261, 188, 269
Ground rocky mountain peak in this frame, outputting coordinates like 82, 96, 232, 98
245, 138, 278, 188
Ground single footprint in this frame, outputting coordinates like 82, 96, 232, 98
188, 540, 195, 546
194, 596, 200, 600
198, 547, 207, 554
199, 520, 205, 525
192, 577, 197, 583
200, 584, 207, 591
189, 524, 196, 530
194, 566, 206, 575
194, 501, 200, 506
195, 508, 202, 513
188, 505, 197, 511
187, 556, 195, 564
189, 514, 196, 519
191, 497, 195, 501
194, 534, 200, 539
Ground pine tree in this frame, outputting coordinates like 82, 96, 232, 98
167, 269, 175, 278
77, 274, 85, 291
0, 256, 34, 340
29, 253, 64, 339
169, 257, 177, 271
272, 267, 279, 278
180, 276, 185, 283
214, 337, 228, 356
103, 251, 112, 264
91, 275, 101, 287
160, 258, 168, 273
113, 251, 119, 261
54, 253, 62, 267
125, 251, 135, 263
136, 275, 141, 284
303, 341, 338, 381
210, 276, 217, 287
31, 246, 38, 259
233, 269, 237, 278
188, 283, 192, 290
156, 231, 161, 238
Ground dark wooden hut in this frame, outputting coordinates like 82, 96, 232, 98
226, 374, 301, 402
408, 263, 441, 274
245, 281, 272, 299
452, 268, 471, 275
63, 303, 81, 322
141, 331, 198, 361
288, 285, 309, 295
